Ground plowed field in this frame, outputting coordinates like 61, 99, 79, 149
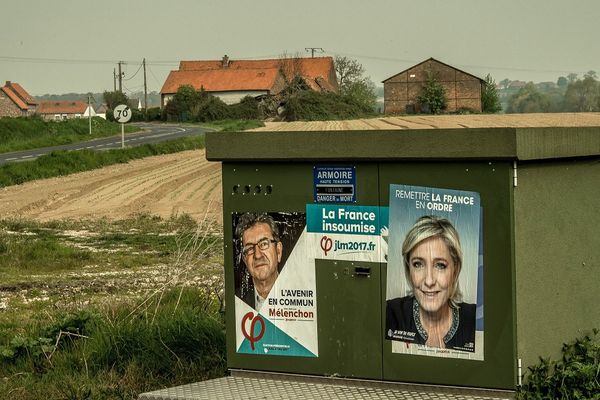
0, 149, 223, 223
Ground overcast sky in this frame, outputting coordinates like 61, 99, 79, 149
1, 0, 598, 96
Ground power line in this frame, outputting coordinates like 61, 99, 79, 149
0, 55, 179, 67
334, 52, 589, 76
0, 55, 117, 65
146, 65, 163, 88
123, 61, 143, 81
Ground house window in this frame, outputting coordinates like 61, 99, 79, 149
75, 114, 81, 118
62, 114, 68, 120
54, 114, 61, 120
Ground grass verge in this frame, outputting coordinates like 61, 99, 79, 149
0, 135, 204, 188
0, 117, 138, 154
199, 119, 264, 132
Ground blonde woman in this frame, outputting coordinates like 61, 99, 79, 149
386, 215, 476, 352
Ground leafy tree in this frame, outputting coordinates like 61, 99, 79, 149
417, 68, 447, 114
334, 56, 366, 91
166, 85, 204, 121
556, 76, 568, 89
563, 76, 600, 112
103, 91, 129, 110
506, 83, 551, 113
584, 70, 598, 80
333, 55, 377, 111
499, 78, 511, 90
342, 79, 377, 111
567, 73, 578, 83
482, 74, 502, 113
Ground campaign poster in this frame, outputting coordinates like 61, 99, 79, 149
306, 204, 386, 263
233, 212, 318, 357
385, 184, 484, 360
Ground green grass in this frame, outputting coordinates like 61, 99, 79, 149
0, 214, 220, 284
199, 119, 264, 132
0, 116, 138, 154
0, 289, 226, 400
0, 135, 205, 188
0, 215, 225, 399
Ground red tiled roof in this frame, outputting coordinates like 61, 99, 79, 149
1, 86, 28, 110
161, 68, 282, 93
37, 101, 88, 114
179, 57, 334, 77
162, 56, 337, 94
9, 82, 38, 105
1, 82, 38, 110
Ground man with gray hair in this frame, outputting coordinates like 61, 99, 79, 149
235, 213, 283, 310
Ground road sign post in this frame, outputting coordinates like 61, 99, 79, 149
113, 104, 132, 149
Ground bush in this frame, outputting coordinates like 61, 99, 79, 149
416, 68, 448, 114
146, 107, 163, 121
228, 96, 260, 120
283, 90, 375, 121
517, 329, 599, 399
195, 96, 229, 122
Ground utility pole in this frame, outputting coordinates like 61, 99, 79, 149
88, 93, 92, 135
118, 61, 124, 93
113, 68, 117, 91
305, 47, 324, 58
143, 58, 148, 112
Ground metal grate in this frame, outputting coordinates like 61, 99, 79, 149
138, 375, 514, 400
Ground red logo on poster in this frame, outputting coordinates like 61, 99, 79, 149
241, 312, 265, 350
320, 236, 333, 256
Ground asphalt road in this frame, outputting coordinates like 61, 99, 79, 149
0, 123, 210, 165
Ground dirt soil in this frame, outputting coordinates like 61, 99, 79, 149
0, 149, 223, 224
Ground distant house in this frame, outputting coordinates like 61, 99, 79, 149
37, 100, 96, 121
128, 98, 142, 110
508, 80, 527, 89
382, 58, 485, 114
94, 103, 108, 120
0, 81, 38, 117
160, 55, 338, 107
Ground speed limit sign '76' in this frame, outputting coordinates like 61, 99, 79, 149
113, 104, 132, 123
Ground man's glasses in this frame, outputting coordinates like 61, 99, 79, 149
242, 238, 277, 258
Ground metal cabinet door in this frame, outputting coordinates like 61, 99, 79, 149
316, 259, 382, 379
379, 161, 516, 390
223, 162, 383, 378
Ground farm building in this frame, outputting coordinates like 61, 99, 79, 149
0, 81, 38, 117
160, 55, 338, 107
383, 58, 485, 114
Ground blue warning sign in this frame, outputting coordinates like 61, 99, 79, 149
313, 166, 356, 203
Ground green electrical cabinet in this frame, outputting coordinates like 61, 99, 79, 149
206, 124, 600, 392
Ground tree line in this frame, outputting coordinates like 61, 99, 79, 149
503, 72, 600, 113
